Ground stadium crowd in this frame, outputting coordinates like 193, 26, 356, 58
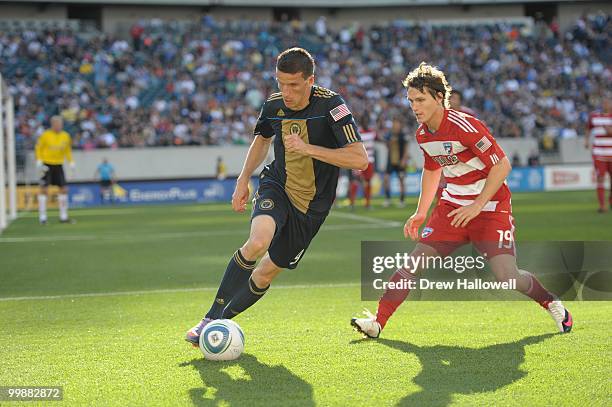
0, 12, 609, 150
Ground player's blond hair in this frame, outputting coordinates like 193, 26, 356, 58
402, 62, 452, 108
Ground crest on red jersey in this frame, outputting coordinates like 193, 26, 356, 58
443, 142, 453, 155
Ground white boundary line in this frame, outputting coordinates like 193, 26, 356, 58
0, 282, 361, 302
331, 211, 402, 226
0, 212, 402, 243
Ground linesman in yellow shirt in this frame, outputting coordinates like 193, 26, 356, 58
35, 116, 76, 224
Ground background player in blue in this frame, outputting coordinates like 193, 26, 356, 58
95, 158, 116, 204
186, 47, 368, 345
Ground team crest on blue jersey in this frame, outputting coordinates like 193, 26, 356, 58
259, 199, 274, 210
421, 227, 434, 238
290, 123, 301, 135
443, 142, 453, 155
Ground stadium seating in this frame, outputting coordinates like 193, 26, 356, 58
0, 13, 609, 149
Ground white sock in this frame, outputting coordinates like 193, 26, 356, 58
38, 194, 47, 222
58, 194, 69, 221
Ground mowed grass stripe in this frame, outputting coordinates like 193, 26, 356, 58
0, 282, 360, 302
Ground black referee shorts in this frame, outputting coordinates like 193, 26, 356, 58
251, 179, 326, 270
40, 164, 66, 187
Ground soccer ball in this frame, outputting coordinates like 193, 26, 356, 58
199, 319, 244, 361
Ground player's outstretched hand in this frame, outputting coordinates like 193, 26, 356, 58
447, 203, 482, 228
404, 212, 426, 240
232, 180, 249, 213
284, 132, 308, 155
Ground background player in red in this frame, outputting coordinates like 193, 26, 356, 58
352, 62, 573, 338
585, 96, 612, 213
348, 114, 376, 210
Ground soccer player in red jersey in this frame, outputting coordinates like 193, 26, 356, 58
585, 97, 612, 213
352, 63, 573, 337
349, 116, 377, 209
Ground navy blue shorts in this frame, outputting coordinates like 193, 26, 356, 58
251, 180, 326, 269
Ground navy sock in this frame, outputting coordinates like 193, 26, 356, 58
205, 249, 255, 319
221, 276, 269, 318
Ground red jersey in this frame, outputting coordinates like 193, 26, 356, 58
417, 109, 511, 213
359, 128, 376, 163
587, 112, 612, 161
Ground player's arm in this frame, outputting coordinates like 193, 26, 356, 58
232, 135, 273, 212
404, 150, 442, 240
290, 141, 368, 170
232, 105, 274, 212
448, 157, 511, 228
237, 135, 273, 183
285, 94, 368, 170
35, 132, 46, 166
64, 133, 75, 168
447, 121, 511, 227
416, 168, 442, 216
584, 117, 591, 149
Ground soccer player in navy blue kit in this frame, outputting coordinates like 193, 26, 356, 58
186, 48, 368, 345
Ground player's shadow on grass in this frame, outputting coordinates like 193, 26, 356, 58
180, 353, 315, 406
352, 333, 555, 407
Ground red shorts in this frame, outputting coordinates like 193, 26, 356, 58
593, 156, 612, 178
351, 162, 375, 181
419, 203, 516, 258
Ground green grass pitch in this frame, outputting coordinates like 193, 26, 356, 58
0, 191, 610, 406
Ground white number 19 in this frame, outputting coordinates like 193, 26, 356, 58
497, 229, 513, 249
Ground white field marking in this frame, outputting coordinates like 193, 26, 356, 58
331, 211, 402, 227
18, 205, 233, 218
0, 213, 402, 243
0, 282, 361, 302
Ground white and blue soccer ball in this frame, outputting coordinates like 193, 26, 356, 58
199, 319, 244, 361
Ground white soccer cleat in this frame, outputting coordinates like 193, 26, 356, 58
544, 300, 573, 333
351, 309, 381, 338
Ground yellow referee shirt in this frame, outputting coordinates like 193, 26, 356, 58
35, 130, 74, 165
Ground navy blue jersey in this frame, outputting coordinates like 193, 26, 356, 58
254, 86, 361, 217
385, 131, 408, 166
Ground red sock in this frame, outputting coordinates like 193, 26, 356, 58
597, 186, 605, 209
376, 269, 416, 329
349, 181, 358, 205
364, 182, 371, 207
524, 273, 554, 307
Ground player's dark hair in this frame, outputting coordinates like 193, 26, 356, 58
276, 47, 315, 79
403, 62, 452, 108
451, 89, 463, 100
